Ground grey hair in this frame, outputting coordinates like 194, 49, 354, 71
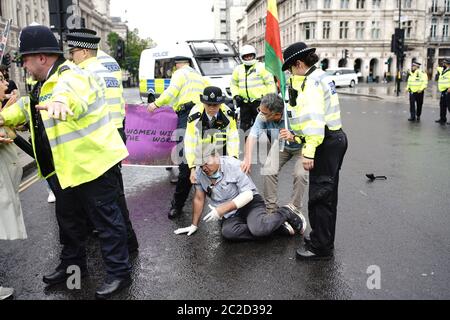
260, 93, 284, 114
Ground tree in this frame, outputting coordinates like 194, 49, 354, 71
107, 30, 156, 83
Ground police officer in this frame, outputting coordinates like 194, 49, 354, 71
148, 56, 209, 219
436, 58, 450, 124
279, 42, 348, 260
174, 86, 240, 236
0, 25, 131, 299
231, 45, 277, 132
65, 28, 139, 253
406, 62, 428, 122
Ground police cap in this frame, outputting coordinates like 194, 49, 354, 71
66, 28, 101, 50
282, 42, 316, 71
200, 86, 224, 105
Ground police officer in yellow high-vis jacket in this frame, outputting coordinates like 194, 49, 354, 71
436, 58, 450, 124
64, 28, 139, 254
406, 62, 428, 121
0, 25, 131, 299
279, 42, 348, 261
231, 45, 277, 132
147, 56, 209, 219
173, 86, 239, 236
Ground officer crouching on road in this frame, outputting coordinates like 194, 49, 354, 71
436, 58, 450, 124
406, 61, 428, 122
147, 56, 209, 219
64, 28, 139, 254
279, 42, 348, 260
174, 86, 240, 236
231, 45, 277, 132
0, 25, 132, 299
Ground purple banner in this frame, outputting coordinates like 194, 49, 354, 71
123, 104, 178, 166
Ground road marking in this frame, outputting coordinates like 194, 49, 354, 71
19, 174, 40, 193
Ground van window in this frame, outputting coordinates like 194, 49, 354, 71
155, 58, 176, 78
196, 56, 240, 76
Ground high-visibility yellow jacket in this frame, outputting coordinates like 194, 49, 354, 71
79, 57, 125, 129
407, 69, 428, 93
230, 62, 277, 101
184, 103, 239, 168
97, 50, 125, 128
155, 65, 208, 112
289, 69, 343, 159
438, 67, 450, 92
0, 61, 128, 189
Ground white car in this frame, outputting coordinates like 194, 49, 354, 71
324, 68, 358, 88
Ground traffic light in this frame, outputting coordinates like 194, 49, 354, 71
344, 49, 349, 59
116, 39, 125, 61
392, 28, 405, 56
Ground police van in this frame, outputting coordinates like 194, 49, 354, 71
139, 40, 240, 103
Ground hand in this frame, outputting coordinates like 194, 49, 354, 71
174, 224, 198, 236
3, 90, 19, 109
303, 157, 314, 171
190, 168, 197, 184
147, 102, 158, 113
36, 102, 74, 121
203, 204, 221, 222
279, 128, 295, 142
0, 131, 13, 144
240, 157, 252, 174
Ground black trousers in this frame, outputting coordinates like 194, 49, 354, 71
439, 92, 450, 122
409, 92, 424, 118
47, 165, 131, 280
171, 106, 192, 210
308, 129, 348, 256
238, 100, 261, 132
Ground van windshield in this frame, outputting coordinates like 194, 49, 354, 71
325, 70, 337, 75
196, 57, 240, 76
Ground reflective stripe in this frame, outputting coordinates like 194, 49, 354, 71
18, 98, 30, 122
111, 112, 123, 120
107, 97, 122, 106
327, 118, 342, 128
290, 113, 324, 125
301, 127, 325, 136
48, 113, 111, 148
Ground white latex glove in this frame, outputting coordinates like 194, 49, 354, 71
174, 224, 198, 236
203, 205, 221, 222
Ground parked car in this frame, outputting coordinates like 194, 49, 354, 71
324, 68, 358, 87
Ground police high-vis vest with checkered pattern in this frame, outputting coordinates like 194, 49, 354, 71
155, 65, 208, 112
97, 50, 125, 128
407, 69, 428, 93
438, 68, 450, 92
289, 69, 343, 159
0, 61, 128, 189
79, 57, 125, 129
230, 62, 277, 101
184, 104, 239, 168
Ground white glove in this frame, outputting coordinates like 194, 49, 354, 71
174, 224, 198, 236
203, 205, 221, 222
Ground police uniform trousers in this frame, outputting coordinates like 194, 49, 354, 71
409, 91, 424, 119
171, 103, 194, 210
220, 194, 292, 241
47, 165, 131, 280
239, 100, 261, 132
307, 128, 348, 256
439, 91, 450, 122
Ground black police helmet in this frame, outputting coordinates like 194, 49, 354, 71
19, 25, 63, 56
200, 86, 224, 105
282, 42, 316, 71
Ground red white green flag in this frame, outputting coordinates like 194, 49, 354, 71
265, 0, 285, 99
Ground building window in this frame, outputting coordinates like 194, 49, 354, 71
323, 21, 331, 39
340, 0, 349, 9
403, 0, 412, 8
371, 21, 380, 39
356, 0, 365, 9
431, 0, 438, 12
446, 0, 450, 13
444, 18, 449, 38
402, 20, 412, 38
356, 21, 365, 39
302, 22, 316, 40
372, 0, 381, 9
301, 0, 317, 10
431, 18, 437, 38
323, 0, 332, 9
340, 21, 349, 39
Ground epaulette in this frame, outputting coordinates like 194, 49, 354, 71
188, 112, 202, 123
58, 65, 71, 75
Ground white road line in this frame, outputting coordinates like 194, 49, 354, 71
19, 174, 40, 193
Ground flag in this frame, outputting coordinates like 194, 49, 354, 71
265, 0, 285, 99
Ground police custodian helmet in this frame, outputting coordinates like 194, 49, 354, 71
19, 25, 63, 56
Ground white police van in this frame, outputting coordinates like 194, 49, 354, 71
139, 40, 240, 103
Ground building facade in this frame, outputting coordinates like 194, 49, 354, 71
0, 0, 115, 90
244, 0, 447, 81
212, 0, 249, 43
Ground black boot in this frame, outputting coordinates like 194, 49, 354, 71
95, 275, 132, 300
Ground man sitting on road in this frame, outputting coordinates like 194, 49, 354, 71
174, 150, 306, 240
